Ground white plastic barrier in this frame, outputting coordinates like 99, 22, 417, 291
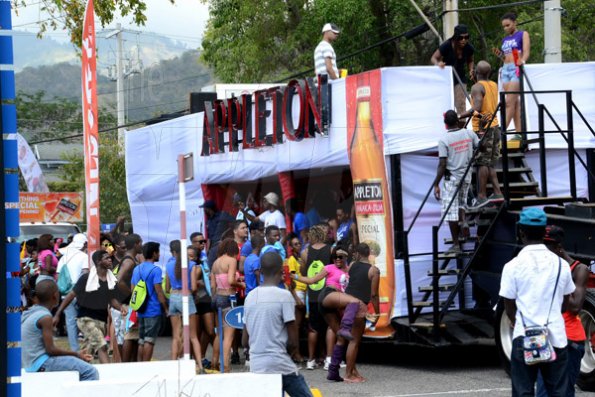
22, 361, 282, 397
21, 370, 78, 396
94, 359, 196, 380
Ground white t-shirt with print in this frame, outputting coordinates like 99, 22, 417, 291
259, 209, 286, 229
499, 244, 575, 348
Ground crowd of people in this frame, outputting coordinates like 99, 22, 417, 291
19, 193, 379, 395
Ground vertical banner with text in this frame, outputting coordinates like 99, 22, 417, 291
82, 0, 100, 257
346, 70, 395, 337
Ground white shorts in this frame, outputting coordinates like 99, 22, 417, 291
441, 179, 470, 222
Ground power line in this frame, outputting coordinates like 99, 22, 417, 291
32, 70, 211, 103
27, 108, 189, 145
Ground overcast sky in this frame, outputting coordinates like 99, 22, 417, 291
11, 0, 209, 47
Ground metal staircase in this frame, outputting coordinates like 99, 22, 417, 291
393, 78, 595, 346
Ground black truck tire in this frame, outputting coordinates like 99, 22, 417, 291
577, 290, 595, 391
495, 301, 513, 375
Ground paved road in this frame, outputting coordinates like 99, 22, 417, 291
148, 338, 592, 397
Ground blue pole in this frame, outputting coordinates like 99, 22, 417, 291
217, 308, 224, 373
0, 1, 22, 397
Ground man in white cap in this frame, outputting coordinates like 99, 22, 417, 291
56, 233, 89, 351
314, 23, 340, 80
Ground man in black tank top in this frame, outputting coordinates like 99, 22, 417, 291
116, 233, 143, 362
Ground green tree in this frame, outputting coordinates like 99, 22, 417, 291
201, 0, 594, 83
16, 90, 117, 143
16, 91, 129, 222
60, 133, 130, 223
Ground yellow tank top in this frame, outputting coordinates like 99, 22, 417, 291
472, 80, 500, 132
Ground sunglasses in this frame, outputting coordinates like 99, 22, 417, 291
335, 255, 347, 260
457, 35, 470, 41
193, 239, 206, 244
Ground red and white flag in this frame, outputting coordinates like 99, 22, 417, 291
81, 0, 100, 258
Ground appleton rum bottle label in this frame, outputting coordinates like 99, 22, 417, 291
347, 74, 395, 337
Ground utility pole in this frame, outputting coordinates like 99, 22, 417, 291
442, 0, 458, 40
107, 24, 125, 148
544, 0, 562, 63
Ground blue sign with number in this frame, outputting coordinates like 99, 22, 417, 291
225, 306, 245, 329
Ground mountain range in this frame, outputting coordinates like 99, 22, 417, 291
14, 31, 213, 122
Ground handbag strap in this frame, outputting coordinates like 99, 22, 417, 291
520, 257, 562, 328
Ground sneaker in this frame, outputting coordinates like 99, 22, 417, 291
444, 245, 462, 256
470, 197, 490, 210
306, 359, 317, 370
244, 360, 250, 368
488, 193, 504, 203
323, 357, 331, 370
231, 352, 240, 365
340, 361, 347, 368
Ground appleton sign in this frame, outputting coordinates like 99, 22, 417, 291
201, 75, 332, 156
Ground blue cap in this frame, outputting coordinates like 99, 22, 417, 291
518, 208, 547, 226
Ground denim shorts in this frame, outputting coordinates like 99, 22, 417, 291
501, 63, 519, 83
212, 294, 232, 314
168, 292, 197, 316
138, 316, 162, 345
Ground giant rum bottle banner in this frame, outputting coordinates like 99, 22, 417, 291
346, 70, 395, 337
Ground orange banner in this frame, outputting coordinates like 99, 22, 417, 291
19, 193, 83, 223
346, 70, 395, 338
82, 0, 100, 255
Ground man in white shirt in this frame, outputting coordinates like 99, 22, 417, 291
56, 233, 89, 351
499, 208, 575, 396
314, 23, 340, 80
240, 192, 287, 237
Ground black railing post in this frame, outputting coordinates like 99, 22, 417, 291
566, 91, 577, 200
432, 225, 440, 337
402, 231, 414, 324
500, 92, 510, 204
538, 104, 548, 197
519, 66, 528, 141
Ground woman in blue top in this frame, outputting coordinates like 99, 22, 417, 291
500, 12, 531, 132
165, 240, 204, 372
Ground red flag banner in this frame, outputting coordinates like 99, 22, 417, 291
81, 0, 100, 256
346, 70, 395, 338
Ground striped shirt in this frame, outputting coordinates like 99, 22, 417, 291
314, 40, 338, 77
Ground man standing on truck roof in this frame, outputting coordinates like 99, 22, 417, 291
499, 208, 575, 396
314, 23, 340, 80
433, 110, 478, 255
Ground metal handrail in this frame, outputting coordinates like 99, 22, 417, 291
572, 102, 595, 138
404, 107, 500, 324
